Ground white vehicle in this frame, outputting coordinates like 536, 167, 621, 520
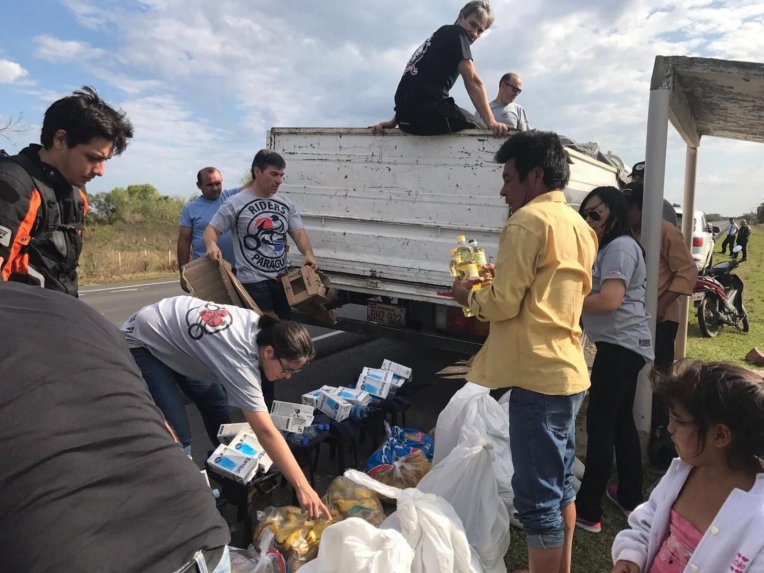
674, 206, 717, 270
270, 128, 624, 352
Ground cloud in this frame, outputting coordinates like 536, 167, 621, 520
0, 59, 28, 84
34, 35, 106, 62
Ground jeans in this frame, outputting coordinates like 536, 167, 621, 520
130, 347, 230, 450
397, 97, 483, 135
576, 342, 646, 521
509, 388, 585, 549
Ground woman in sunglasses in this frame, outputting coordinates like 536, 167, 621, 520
122, 295, 331, 519
574, 187, 654, 533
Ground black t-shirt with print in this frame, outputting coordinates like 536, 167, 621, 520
394, 24, 472, 116
0, 282, 230, 573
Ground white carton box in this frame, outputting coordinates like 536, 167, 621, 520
217, 422, 251, 445
331, 386, 371, 406
230, 430, 274, 474
316, 391, 352, 422
302, 385, 336, 408
271, 400, 315, 434
381, 359, 413, 381
357, 368, 395, 398
206, 443, 261, 484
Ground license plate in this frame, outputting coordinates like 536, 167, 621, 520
367, 301, 405, 326
691, 291, 704, 302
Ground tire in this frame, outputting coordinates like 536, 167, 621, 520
697, 296, 722, 337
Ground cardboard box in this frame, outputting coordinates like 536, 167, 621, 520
182, 257, 262, 313
302, 385, 337, 408
316, 391, 352, 422
229, 430, 273, 474
217, 422, 251, 445
270, 400, 315, 434
357, 367, 395, 398
206, 443, 261, 484
381, 359, 413, 381
331, 386, 371, 406
281, 266, 329, 306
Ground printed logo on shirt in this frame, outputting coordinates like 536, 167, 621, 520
186, 302, 233, 340
404, 37, 431, 76
639, 338, 651, 348
0, 224, 11, 247
237, 199, 289, 273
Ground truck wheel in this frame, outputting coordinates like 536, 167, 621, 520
698, 296, 721, 337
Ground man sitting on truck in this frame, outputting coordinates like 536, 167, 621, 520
371, 1, 508, 137
484, 72, 530, 131
453, 130, 597, 573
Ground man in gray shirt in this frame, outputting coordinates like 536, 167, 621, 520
485, 72, 530, 131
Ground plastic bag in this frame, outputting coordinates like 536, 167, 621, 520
343, 469, 480, 573
368, 449, 431, 491
365, 423, 434, 471
418, 429, 510, 573
254, 506, 334, 571
323, 475, 386, 526
297, 517, 414, 573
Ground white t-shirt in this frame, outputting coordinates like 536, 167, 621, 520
488, 100, 530, 131
208, 189, 304, 283
122, 296, 267, 412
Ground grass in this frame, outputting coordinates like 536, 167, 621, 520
686, 225, 763, 367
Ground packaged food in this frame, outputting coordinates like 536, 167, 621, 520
367, 449, 431, 491
254, 506, 334, 572
322, 475, 386, 526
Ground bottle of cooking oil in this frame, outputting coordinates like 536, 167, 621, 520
453, 235, 478, 280
469, 239, 487, 269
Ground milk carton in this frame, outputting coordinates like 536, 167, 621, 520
206, 443, 261, 484
302, 385, 337, 408
217, 422, 251, 445
316, 391, 352, 422
271, 400, 315, 434
381, 359, 413, 381
357, 367, 395, 398
331, 386, 371, 406
229, 430, 273, 474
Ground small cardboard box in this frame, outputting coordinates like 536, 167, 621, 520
302, 385, 337, 408
182, 257, 262, 314
206, 443, 261, 484
381, 359, 413, 381
217, 422, 251, 445
270, 400, 315, 434
316, 391, 352, 422
357, 368, 395, 399
281, 266, 329, 306
331, 386, 371, 406
229, 430, 273, 474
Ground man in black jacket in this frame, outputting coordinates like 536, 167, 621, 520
0, 86, 133, 296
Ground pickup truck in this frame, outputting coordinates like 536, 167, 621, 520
270, 128, 624, 352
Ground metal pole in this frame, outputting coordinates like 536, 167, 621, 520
675, 146, 698, 359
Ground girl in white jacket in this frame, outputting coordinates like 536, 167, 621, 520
612, 361, 764, 573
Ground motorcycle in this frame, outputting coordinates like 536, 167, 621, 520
692, 246, 748, 337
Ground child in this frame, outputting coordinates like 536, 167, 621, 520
611, 361, 764, 573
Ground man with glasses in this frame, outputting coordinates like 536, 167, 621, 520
486, 72, 530, 131
371, 1, 508, 137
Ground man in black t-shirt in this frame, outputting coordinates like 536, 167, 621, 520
0, 282, 231, 573
371, 1, 509, 137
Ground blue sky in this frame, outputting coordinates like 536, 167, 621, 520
1, 0, 762, 215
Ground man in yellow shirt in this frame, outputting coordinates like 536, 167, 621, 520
453, 130, 597, 573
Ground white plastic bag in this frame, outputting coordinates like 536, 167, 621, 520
418, 430, 510, 573
298, 517, 414, 573
343, 469, 480, 573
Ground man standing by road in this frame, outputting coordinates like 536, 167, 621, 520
486, 72, 530, 130
734, 218, 750, 261
178, 166, 239, 291
204, 149, 317, 319
0, 86, 133, 296
371, 1, 508, 137
453, 130, 597, 573
720, 217, 738, 255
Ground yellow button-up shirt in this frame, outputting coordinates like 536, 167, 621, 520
466, 191, 598, 395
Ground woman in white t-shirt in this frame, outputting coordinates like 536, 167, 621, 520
122, 296, 331, 519
575, 187, 654, 533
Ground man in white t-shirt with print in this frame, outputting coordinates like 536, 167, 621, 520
203, 149, 317, 320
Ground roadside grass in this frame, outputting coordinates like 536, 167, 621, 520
686, 224, 763, 367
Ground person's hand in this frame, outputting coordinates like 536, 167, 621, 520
479, 263, 495, 280
487, 121, 510, 137
302, 253, 318, 269
206, 242, 222, 261
295, 484, 332, 520
371, 119, 397, 135
452, 277, 481, 306
611, 560, 641, 573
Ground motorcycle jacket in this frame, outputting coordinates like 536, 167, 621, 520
0, 145, 88, 296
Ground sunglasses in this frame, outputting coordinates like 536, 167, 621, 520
503, 82, 522, 94
582, 202, 604, 222
277, 356, 302, 375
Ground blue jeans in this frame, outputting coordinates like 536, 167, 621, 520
130, 347, 230, 451
244, 279, 291, 320
509, 388, 585, 549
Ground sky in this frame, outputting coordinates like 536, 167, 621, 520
1, 0, 762, 216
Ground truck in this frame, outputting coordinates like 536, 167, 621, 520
269, 127, 625, 353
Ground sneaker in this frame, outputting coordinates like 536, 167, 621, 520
606, 484, 632, 517
575, 516, 601, 533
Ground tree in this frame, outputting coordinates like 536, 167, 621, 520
757, 201, 764, 224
